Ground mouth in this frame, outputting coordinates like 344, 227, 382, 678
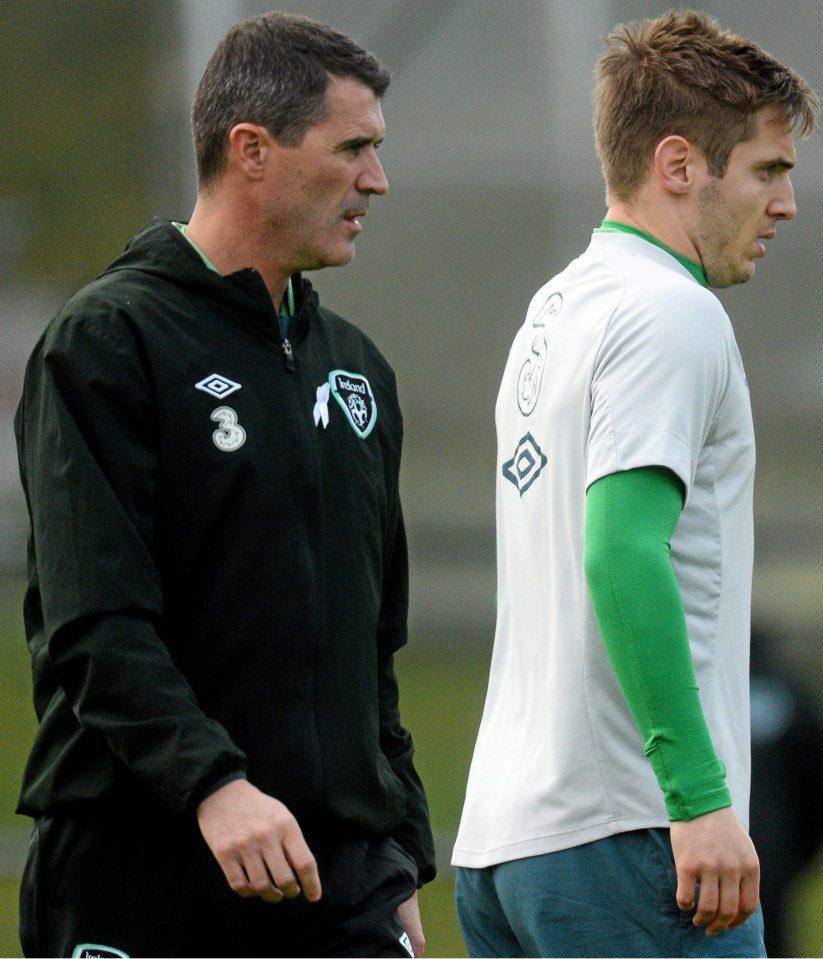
343, 209, 367, 229
753, 230, 775, 258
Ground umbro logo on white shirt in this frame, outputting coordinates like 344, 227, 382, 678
502, 432, 547, 496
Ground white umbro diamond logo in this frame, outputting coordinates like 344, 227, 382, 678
195, 374, 241, 399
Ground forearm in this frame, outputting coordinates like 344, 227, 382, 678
584, 466, 731, 820
48, 610, 247, 812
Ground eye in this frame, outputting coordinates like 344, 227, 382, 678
343, 139, 372, 157
344, 139, 382, 158
758, 162, 793, 183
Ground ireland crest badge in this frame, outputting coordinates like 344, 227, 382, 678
329, 369, 377, 439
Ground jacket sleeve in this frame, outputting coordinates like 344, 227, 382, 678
15, 307, 247, 813
376, 500, 437, 885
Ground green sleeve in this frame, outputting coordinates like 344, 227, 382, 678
583, 466, 732, 821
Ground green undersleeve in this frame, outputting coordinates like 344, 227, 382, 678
584, 466, 732, 821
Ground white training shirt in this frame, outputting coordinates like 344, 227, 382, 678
452, 231, 755, 869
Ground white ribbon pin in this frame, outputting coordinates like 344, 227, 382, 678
313, 382, 330, 428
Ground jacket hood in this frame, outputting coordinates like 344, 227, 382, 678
101, 218, 319, 324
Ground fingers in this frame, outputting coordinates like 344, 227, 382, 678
670, 808, 760, 938
218, 843, 316, 904
691, 873, 718, 930
197, 781, 322, 906
686, 865, 759, 936
275, 829, 322, 902
728, 872, 760, 930
709, 875, 740, 936
245, 856, 287, 903
216, 855, 284, 903
247, 828, 321, 904
397, 893, 426, 957
675, 870, 696, 913
693, 872, 734, 936
291, 850, 323, 904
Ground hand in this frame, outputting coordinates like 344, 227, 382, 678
196, 778, 322, 904
397, 890, 425, 957
669, 807, 759, 937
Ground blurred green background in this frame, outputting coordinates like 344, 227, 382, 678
2, 2, 823, 956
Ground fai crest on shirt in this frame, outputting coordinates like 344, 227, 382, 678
517, 291, 563, 416
329, 369, 377, 438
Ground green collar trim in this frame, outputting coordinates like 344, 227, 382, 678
173, 221, 220, 274
173, 221, 294, 316
595, 220, 708, 287
280, 277, 295, 318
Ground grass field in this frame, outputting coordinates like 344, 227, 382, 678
3, 573, 823, 957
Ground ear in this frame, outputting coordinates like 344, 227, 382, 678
227, 123, 271, 180
652, 135, 697, 196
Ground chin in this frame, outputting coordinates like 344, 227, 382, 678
325, 238, 357, 264
300, 246, 355, 272
737, 261, 757, 285
707, 260, 755, 289
329, 246, 357, 267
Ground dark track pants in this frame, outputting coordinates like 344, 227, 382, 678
19, 806, 418, 958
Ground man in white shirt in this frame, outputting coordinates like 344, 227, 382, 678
453, 11, 817, 957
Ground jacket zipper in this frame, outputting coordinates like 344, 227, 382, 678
282, 336, 295, 372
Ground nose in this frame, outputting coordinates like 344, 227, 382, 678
769, 175, 796, 221
357, 146, 389, 196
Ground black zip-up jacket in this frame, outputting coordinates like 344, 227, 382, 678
14, 219, 435, 884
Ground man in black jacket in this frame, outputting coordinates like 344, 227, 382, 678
14, 11, 435, 958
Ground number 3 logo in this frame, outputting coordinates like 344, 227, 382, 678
210, 406, 246, 452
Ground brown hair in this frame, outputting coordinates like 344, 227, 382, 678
192, 11, 391, 188
594, 9, 818, 201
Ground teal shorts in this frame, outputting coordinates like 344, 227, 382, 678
455, 828, 766, 958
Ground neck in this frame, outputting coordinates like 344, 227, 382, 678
186, 192, 291, 309
605, 197, 701, 268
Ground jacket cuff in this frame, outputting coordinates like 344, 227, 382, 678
189, 769, 248, 811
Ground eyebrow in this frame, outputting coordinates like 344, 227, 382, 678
759, 156, 795, 172
338, 134, 384, 150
